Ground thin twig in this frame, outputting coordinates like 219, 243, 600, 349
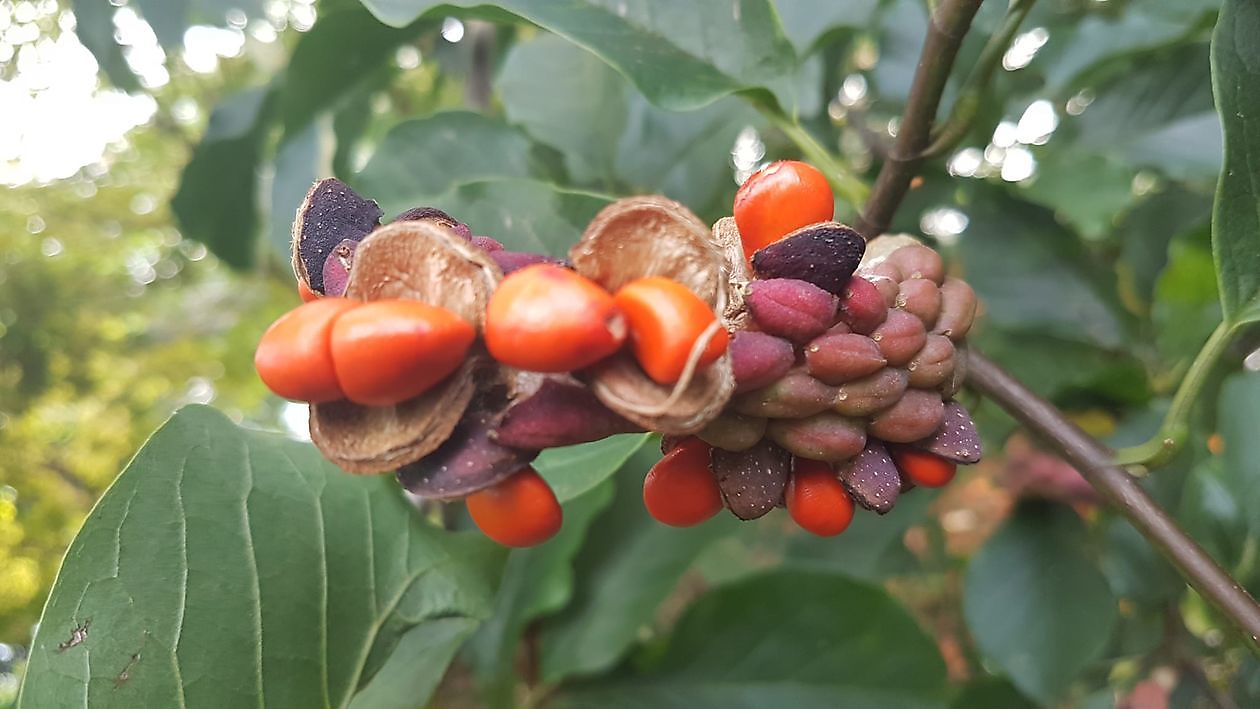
968, 352, 1260, 647
921, 0, 1037, 159
856, 0, 984, 238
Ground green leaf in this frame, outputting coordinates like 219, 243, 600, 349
268, 117, 333, 261
1210, 0, 1260, 324
400, 178, 614, 258
358, 0, 796, 111
1071, 43, 1221, 183
555, 571, 948, 709
463, 481, 616, 707
949, 677, 1038, 709
18, 406, 500, 708
279, 0, 420, 134
964, 502, 1118, 703
538, 444, 734, 683
497, 34, 628, 185
133, 0, 266, 47
1220, 372, 1260, 538
1020, 150, 1136, 241
1152, 234, 1222, 366
70, 1, 141, 91
955, 188, 1127, 349
785, 490, 933, 582
353, 112, 557, 217
536, 434, 652, 503
1115, 186, 1213, 306
775, 0, 879, 53
171, 88, 274, 270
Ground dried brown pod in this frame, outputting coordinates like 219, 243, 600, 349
309, 220, 502, 473
291, 178, 383, 294
571, 196, 735, 434
711, 217, 753, 326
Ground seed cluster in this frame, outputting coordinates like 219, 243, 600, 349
257, 162, 983, 547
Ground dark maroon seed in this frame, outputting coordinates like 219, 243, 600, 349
490, 250, 557, 275
493, 377, 643, 449
912, 400, 982, 464
745, 278, 838, 343
711, 440, 791, 520
321, 239, 356, 297
391, 206, 472, 239
729, 331, 795, 393
751, 222, 866, 296
471, 235, 505, 252
839, 440, 900, 514
297, 177, 382, 293
396, 405, 539, 500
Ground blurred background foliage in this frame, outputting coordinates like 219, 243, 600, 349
2, 0, 1259, 706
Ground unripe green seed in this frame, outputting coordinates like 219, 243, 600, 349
698, 411, 768, 452
733, 368, 838, 418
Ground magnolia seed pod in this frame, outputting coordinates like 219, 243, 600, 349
698, 411, 768, 452
733, 368, 838, 419
396, 392, 539, 500
712, 217, 753, 327
745, 278, 838, 343
834, 368, 909, 417
906, 334, 955, 389
292, 178, 383, 294
571, 196, 734, 434
934, 277, 978, 341
839, 440, 900, 514
309, 220, 500, 473
750, 222, 866, 296
493, 376, 643, 449
868, 389, 946, 443
766, 412, 866, 463
472, 235, 505, 252
941, 343, 969, 398
393, 206, 471, 239
729, 331, 795, 393
836, 276, 889, 334
885, 244, 945, 284
804, 332, 886, 385
913, 400, 982, 464
870, 309, 927, 366
895, 278, 942, 329
711, 440, 791, 520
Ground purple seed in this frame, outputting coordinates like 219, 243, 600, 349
745, 278, 838, 343
839, 440, 900, 514
729, 331, 795, 393
912, 400, 982, 464
711, 440, 791, 520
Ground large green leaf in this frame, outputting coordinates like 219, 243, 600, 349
18, 406, 501, 708
964, 502, 1118, 703
775, 0, 879, 53
536, 434, 652, 503
1152, 234, 1222, 366
463, 481, 616, 708
1210, 0, 1260, 324
171, 88, 274, 270
785, 490, 932, 582
955, 188, 1127, 349
268, 117, 333, 260
1220, 372, 1260, 538
538, 444, 734, 683
134, 0, 266, 47
393, 178, 614, 258
358, 0, 796, 110
70, 1, 140, 91
353, 113, 556, 217
496, 34, 628, 185
554, 571, 948, 708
